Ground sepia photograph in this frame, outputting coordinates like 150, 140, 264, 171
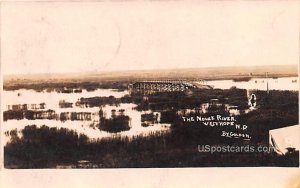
1, 1, 299, 170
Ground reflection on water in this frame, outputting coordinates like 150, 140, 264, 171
4, 88, 128, 110
2, 89, 170, 145
177, 101, 241, 117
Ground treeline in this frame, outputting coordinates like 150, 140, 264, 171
5, 122, 299, 168
76, 96, 123, 107
131, 88, 248, 111
98, 115, 131, 133
4, 110, 56, 121
3, 110, 92, 121
255, 90, 298, 113
4, 81, 129, 92
5, 125, 88, 168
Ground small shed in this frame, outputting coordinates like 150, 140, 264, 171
269, 125, 299, 155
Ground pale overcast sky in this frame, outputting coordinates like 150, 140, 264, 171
1, 1, 299, 75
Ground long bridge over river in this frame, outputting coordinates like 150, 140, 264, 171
129, 79, 212, 93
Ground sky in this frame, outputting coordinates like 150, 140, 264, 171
1, 1, 299, 75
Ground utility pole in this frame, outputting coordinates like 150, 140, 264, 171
265, 72, 269, 94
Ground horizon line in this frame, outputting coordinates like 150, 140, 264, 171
3, 63, 298, 77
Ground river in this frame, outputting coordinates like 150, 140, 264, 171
2, 76, 298, 145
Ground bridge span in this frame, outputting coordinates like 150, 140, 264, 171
129, 80, 212, 93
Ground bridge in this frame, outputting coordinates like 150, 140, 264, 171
129, 80, 212, 93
